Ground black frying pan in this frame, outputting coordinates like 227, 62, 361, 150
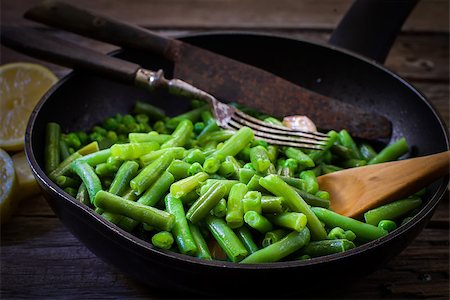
4, 0, 449, 298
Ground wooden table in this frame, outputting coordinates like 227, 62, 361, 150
1, 1, 449, 298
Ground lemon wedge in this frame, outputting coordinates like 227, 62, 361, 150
0, 62, 58, 151
0, 148, 17, 224
12, 151, 41, 200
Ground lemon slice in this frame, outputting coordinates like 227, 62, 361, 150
0, 148, 17, 224
0, 62, 58, 151
12, 151, 41, 200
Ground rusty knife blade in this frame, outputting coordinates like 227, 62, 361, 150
25, 0, 391, 140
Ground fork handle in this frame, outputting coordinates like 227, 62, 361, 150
1, 26, 141, 84
25, 0, 179, 61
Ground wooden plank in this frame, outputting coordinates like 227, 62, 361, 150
2, 0, 448, 33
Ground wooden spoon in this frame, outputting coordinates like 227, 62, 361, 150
317, 150, 450, 218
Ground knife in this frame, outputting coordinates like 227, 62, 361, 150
24, 0, 391, 140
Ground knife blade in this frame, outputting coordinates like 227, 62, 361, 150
25, 0, 391, 140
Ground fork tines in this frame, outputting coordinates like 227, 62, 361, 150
226, 109, 329, 150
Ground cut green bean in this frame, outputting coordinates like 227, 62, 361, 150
186, 181, 227, 223
167, 159, 191, 180
165, 194, 198, 255
56, 175, 80, 189
378, 220, 397, 232
267, 212, 307, 232
110, 142, 159, 160
339, 129, 362, 159
170, 172, 208, 198
108, 160, 139, 196
260, 175, 327, 240
244, 211, 273, 233
261, 196, 284, 214
240, 227, 310, 264
138, 171, 174, 207
311, 207, 388, 242
189, 223, 212, 260
45, 122, 61, 174
250, 145, 271, 173
140, 147, 185, 165
239, 167, 256, 184
76, 183, 90, 206
359, 143, 378, 161
151, 231, 174, 250
368, 137, 409, 165
212, 198, 227, 218
166, 105, 208, 129
284, 147, 315, 170
94, 191, 174, 231
364, 196, 422, 226
262, 229, 289, 248
133, 101, 166, 121
242, 191, 262, 214
235, 226, 259, 254
130, 152, 174, 195
206, 215, 248, 262
300, 239, 355, 258
161, 119, 194, 149
70, 160, 102, 203
226, 183, 247, 229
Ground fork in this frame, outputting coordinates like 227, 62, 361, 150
136, 69, 330, 150
2, 26, 329, 149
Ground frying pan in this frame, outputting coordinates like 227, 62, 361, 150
13, 0, 449, 297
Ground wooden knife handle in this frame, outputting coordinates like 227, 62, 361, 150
1, 26, 141, 84
25, 0, 180, 61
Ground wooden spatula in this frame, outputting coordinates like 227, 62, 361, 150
317, 150, 450, 218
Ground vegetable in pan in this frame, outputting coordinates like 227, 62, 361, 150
44, 100, 418, 263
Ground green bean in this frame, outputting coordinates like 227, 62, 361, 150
299, 170, 319, 194
266, 145, 278, 163
299, 239, 355, 258
64, 187, 77, 197
226, 183, 247, 229
45, 122, 61, 174
259, 174, 327, 240
339, 159, 367, 168
151, 231, 174, 250
311, 207, 388, 242
56, 175, 80, 189
235, 226, 259, 254
64, 132, 82, 149
240, 227, 310, 264
166, 159, 191, 180
165, 194, 198, 255
250, 145, 271, 173
187, 162, 204, 176
137, 171, 174, 207
368, 137, 409, 165
278, 175, 306, 190
284, 147, 314, 170
76, 183, 90, 206
268, 212, 307, 232
94, 191, 174, 231
213, 127, 254, 160
184, 148, 206, 164
110, 142, 159, 160
166, 105, 208, 130
315, 190, 330, 200
206, 215, 248, 262
128, 131, 171, 144
189, 223, 212, 260
70, 160, 102, 203
246, 174, 269, 194
77, 141, 99, 156
198, 130, 234, 147
320, 163, 343, 174
199, 179, 238, 197
140, 147, 185, 165
130, 151, 174, 195
186, 181, 227, 223
180, 190, 199, 206
339, 129, 362, 159
133, 101, 166, 121
101, 188, 138, 225
108, 160, 139, 196
238, 167, 256, 184
77, 149, 111, 166
170, 172, 209, 198
330, 144, 355, 161
95, 162, 120, 178
244, 211, 273, 233
242, 191, 262, 214
59, 139, 71, 160
161, 119, 194, 149
197, 119, 220, 140
262, 229, 289, 248
327, 227, 355, 240
364, 196, 422, 226
261, 196, 284, 214
212, 198, 227, 218
280, 158, 298, 177
359, 143, 378, 161
378, 220, 397, 232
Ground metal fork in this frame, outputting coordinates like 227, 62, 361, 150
136, 69, 329, 150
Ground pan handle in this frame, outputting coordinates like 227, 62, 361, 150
329, 0, 419, 63
24, 0, 180, 61
1, 26, 141, 84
